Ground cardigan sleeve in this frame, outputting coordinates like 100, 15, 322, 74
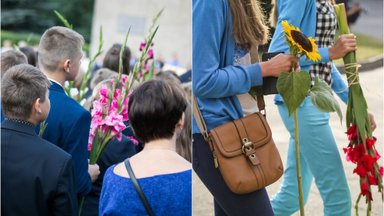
331, 63, 349, 104
192, 0, 263, 99
269, 0, 331, 66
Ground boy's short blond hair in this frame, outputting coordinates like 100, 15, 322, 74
38, 26, 84, 72
1, 50, 27, 78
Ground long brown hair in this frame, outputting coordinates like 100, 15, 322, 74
228, 0, 269, 49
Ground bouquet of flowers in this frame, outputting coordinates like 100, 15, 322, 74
334, 4, 383, 215
276, 20, 342, 216
87, 9, 162, 164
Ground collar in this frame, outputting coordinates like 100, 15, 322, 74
49, 79, 63, 88
49, 80, 65, 93
2, 119, 37, 136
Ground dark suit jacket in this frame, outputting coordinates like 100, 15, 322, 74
1, 119, 78, 216
41, 81, 92, 195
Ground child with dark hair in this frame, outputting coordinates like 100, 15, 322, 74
103, 43, 131, 75
20, 46, 38, 66
1, 64, 78, 215
100, 79, 191, 215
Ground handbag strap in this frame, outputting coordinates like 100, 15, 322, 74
124, 159, 155, 216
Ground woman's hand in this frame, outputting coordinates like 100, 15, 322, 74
329, 34, 357, 60
259, 54, 299, 77
368, 112, 377, 131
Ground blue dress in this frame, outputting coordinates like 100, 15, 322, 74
100, 165, 191, 216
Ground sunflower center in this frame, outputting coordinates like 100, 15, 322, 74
291, 30, 313, 52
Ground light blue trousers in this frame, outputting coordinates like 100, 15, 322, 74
271, 98, 351, 216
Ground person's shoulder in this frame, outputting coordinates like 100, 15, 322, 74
39, 138, 72, 161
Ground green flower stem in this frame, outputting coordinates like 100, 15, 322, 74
294, 110, 305, 216
355, 193, 361, 216
78, 197, 84, 216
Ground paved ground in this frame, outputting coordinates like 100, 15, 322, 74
352, 0, 383, 40
192, 66, 383, 215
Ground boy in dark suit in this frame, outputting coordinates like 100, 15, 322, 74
37, 26, 99, 196
1, 64, 78, 215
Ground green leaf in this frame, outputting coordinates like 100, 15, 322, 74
54, 10, 73, 29
277, 71, 311, 115
309, 77, 343, 122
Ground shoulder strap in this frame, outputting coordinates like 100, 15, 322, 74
124, 159, 155, 216
193, 97, 210, 142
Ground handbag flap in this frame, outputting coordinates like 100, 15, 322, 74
210, 112, 272, 158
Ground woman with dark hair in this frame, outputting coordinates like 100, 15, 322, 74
100, 79, 191, 215
103, 43, 131, 75
192, 0, 298, 215
20, 46, 37, 67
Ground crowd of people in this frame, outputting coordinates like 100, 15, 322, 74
1, 26, 192, 216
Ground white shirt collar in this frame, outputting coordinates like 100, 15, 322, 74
49, 79, 63, 88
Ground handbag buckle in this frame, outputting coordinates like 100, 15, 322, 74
241, 138, 254, 154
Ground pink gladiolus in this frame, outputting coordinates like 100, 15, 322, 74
139, 42, 146, 51
148, 49, 154, 59
127, 136, 139, 145
100, 86, 109, 98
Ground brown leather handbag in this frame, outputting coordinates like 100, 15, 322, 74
193, 96, 284, 194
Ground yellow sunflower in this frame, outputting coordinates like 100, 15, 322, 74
281, 20, 321, 62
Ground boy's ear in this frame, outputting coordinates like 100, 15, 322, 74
32, 98, 42, 114
63, 59, 71, 73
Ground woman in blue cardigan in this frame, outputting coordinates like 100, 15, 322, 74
192, 0, 298, 215
269, 0, 375, 215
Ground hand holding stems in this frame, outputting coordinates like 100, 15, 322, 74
329, 33, 357, 60
259, 54, 299, 77
368, 112, 376, 131
88, 163, 100, 183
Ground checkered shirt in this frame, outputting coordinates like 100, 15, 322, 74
309, 0, 338, 86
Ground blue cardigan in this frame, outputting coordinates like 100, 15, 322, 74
269, 0, 349, 104
192, 0, 263, 133
41, 81, 92, 196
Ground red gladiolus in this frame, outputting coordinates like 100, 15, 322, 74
346, 124, 358, 141
353, 164, 367, 178
366, 137, 377, 150
361, 182, 373, 202
367, 174, 378, 186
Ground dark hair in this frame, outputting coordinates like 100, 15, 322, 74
1, 50, 28, 78
20, 46, 37, 66
103, 43, 131, 75
128, 79, 187, 143
155, 70, 181, 84
1, 64, 50, 119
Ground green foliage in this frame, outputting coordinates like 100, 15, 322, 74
277, 71, 311, 116
1, 0, 94, 42
309, 77, 342, 122
54, 10, 73, 29
1, 30, 41, 45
